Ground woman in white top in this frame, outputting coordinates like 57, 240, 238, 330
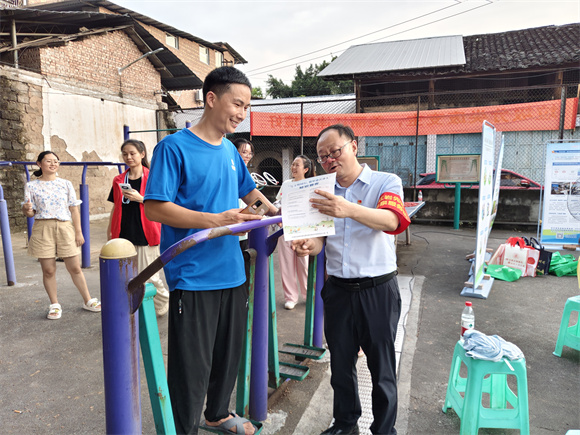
277, 155, 316, 309
22, 151, 101, 320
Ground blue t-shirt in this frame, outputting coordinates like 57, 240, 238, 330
144, 128, 256, 291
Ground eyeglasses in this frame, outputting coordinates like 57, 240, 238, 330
43, 160, 60, 165
317, 140, 351, 164
241, 151, 254, 157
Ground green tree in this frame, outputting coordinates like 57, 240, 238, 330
251, 87, 264, 99
266, 59, 353, 98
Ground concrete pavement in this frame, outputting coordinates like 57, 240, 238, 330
1, 219, 579, 434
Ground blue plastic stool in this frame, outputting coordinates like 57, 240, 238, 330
553, 295, 580, 357
442, 341, 530, 435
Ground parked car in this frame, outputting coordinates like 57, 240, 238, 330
415, 169, 542, 190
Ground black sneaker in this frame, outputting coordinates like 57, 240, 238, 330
321, 425, 359, 435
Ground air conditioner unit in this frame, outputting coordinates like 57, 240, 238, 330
194, 89, 203, 102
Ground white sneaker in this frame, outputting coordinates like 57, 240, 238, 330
284, 301, 296, 310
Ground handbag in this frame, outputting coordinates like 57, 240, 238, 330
502, 237, 529, 275
526, 237, 553, 276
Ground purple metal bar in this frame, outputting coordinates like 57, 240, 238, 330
0, 184, 16, 286
185, 121, 192, 129
124, 125, 130, 141
4, 161, 125, 243
313, 247, 325, 348
100, 245, 141, 434
248, 225, 269, 421
128, 216, 282, 298
79, 179, 90, 268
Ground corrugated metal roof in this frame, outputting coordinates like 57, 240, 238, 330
0, 7, 203, 90
318, 35, 466, 77
318, 24, 580, 81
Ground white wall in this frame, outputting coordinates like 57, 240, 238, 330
42, 88, 158, 162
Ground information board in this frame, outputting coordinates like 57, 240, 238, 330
436, 154, 480, 183
540, 141, 580, 245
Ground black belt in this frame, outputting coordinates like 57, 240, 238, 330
329, 271, 397, 291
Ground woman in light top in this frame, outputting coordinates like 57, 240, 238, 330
22, 151, 101, 320
277, 155, 316, 309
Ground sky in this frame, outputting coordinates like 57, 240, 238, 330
113, 0, 579, 95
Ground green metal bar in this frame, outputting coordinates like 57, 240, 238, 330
139, 283, 176, 434
267, 254, 281, 388
236, 249, 257, 418
303, 256, 317, 347
454, 183, 461, 230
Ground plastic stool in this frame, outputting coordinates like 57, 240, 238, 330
553, 295, 580, 357
442, 341, 530, 435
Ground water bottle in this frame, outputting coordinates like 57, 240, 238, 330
460, 301, 475, 341
418, 190, 423, 202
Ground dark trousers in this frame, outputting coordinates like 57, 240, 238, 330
239, 239, 251, 296
322, 276, 401, 435
167, 286, 248, 434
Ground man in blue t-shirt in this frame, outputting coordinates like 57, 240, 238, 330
144, 67, 276, 435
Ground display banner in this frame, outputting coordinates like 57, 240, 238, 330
488, 135, 505, 234
250, 98, 578, 137
540, 141, 580, 246
473, 121, 496, 289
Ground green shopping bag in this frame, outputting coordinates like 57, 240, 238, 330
549, 252, 578, 277
486, 264, 522, 282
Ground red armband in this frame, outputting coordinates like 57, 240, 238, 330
377, 192, 411, 235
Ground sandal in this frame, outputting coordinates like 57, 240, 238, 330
47, 303, 62, 320
201, 412, 260, 434
83, 298, 101, 312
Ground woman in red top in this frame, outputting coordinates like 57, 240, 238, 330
107, 139, 169, 317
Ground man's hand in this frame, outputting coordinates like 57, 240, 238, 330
291, 238, 318, 257
310, 189, 353, 218
218, 208, 264, 227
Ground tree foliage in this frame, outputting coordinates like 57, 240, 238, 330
266, 59, 353, 98
251, 87, 264, 99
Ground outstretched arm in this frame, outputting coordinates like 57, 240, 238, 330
310, 189, 400, 232
144, 200, 263, 229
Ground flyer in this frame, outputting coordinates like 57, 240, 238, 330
281, 173, 336, 241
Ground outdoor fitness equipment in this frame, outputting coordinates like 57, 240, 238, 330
251, 172, 279, 189
266, 228, 326, 387
100, 216, 327, 432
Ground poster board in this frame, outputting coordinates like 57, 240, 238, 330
357, 156, 380, 171
436, 154, 481, 183
540, 141, 580, 246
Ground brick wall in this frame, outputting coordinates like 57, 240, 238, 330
36, 31, 161, 104
0, 72, 44, 230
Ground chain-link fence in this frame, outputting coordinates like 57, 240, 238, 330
166, 84, 578, 195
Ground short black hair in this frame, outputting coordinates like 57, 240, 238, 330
315, 124, 355, 143
202, 67, 251, 103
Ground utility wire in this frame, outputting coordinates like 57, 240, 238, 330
246, 1, 494, 81
244, 1, 463, 74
